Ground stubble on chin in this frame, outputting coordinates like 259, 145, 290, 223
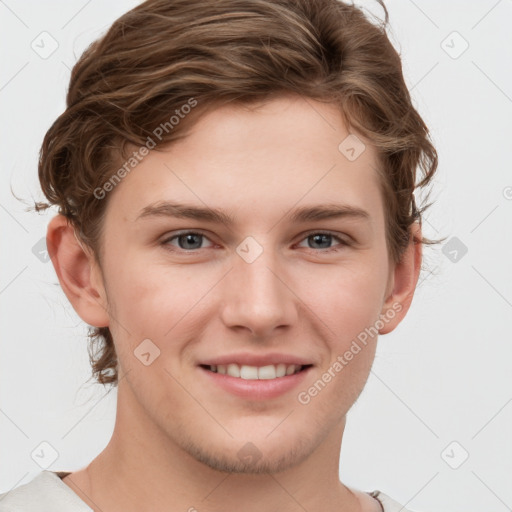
178, 434, 317, 475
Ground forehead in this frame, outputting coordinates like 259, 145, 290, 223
105, 95, 384, 226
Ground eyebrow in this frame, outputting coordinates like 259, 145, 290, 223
136, 201, 370, 226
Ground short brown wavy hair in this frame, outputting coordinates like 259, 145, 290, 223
34, 0, 439, 387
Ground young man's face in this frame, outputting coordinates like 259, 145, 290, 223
54, 94, 418, 474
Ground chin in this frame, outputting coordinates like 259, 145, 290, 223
180, 434, 315, 474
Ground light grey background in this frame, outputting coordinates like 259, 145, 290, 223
1, 1, 511, 510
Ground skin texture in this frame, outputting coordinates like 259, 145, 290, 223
47, 94, 421, 512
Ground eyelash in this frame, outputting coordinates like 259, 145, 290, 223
161, 230, 350, 254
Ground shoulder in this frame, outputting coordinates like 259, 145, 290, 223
0, 471, 92, 512
369, 490, 423, 512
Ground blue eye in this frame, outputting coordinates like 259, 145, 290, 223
162, 231, 213, 251
297, 232, 348, 252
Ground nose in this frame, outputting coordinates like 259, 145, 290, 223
219, 247, 298, 338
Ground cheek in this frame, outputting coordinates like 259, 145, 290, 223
308, 262, 388, 342
104, 257, 219, 377
298, 272, 383, 413
106, 250, 189, 325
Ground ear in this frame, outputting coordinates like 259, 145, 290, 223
46, 214, 110, 328
379, 222, 422, 335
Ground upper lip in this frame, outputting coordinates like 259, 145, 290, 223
198, 353, 314, 367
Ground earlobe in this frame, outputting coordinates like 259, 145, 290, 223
378, 222, 422, 335
46, 215, 110, 328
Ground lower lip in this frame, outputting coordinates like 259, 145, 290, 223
199, 366, 312, 400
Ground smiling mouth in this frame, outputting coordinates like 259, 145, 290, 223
199, 363, 313, 380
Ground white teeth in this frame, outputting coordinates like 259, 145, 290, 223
227, 363, 240, 378
207, 363, 304, 379
258, 365, 276, 380
240, 366, 258, 379
276, 363, 287, 377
